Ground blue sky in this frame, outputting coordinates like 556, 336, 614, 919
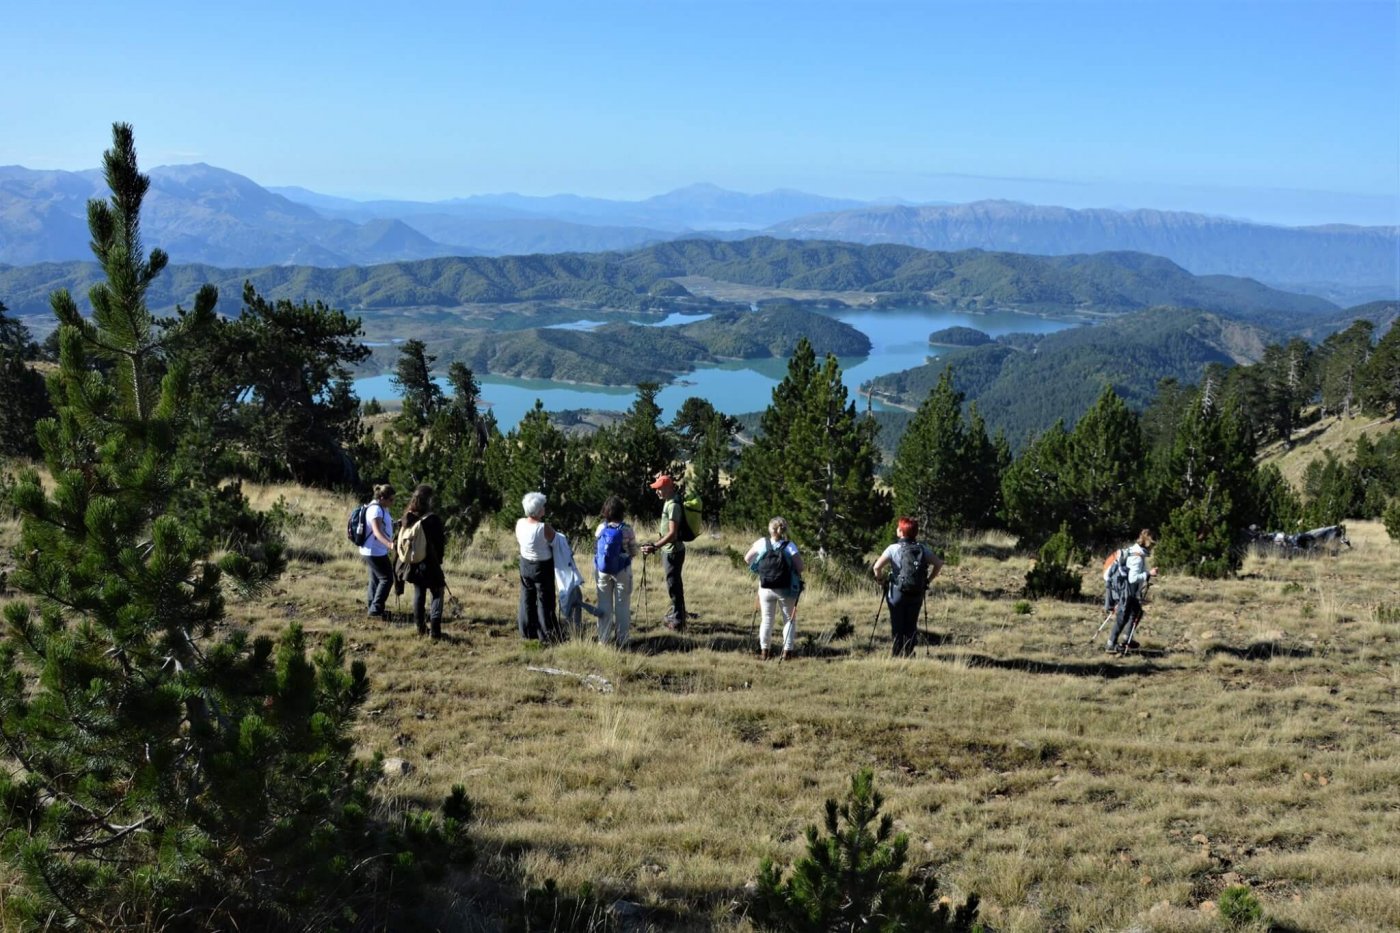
3, 0, 1397, 225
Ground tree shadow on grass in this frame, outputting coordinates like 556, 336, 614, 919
930, 651, 1174, 679
1204, 641, 1313, 660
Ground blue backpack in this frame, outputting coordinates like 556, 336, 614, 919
346, 503, 371, 547
595, 523, 631, 575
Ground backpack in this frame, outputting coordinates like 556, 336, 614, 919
1104, 548, 1131, 602
675, 491, 703, 543
347, 502, 370, 547
396, 517, 428, 567
893, 540, 928, 595
595, 523, 631, 576
756, 539, 792, 591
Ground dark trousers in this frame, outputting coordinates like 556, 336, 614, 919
365, 554, 393, 616
663, 547, 686, 625
888, 593, 922, 657
518, 557, 558, 641
413, 581, 444, 638
1108, 594, 1143, 649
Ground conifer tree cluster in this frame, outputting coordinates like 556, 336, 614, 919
726, 339, 888, 568
0, 124, 470, 930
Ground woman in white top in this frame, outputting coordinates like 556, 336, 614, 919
515, 492, 559, 641
359, 484, 396, 618
744, 517, 805, 661
593, 495, 640, 647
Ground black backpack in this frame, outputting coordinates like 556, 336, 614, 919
346, 502, 370, 547
893, 540, 928, 595
756, 539, 792, 591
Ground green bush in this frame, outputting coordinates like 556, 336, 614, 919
1217, 884, 1263, 927
1013, 600, 1033, 615
1384, 498, 1400, 543
1023, 523, 1083, 600
751, 768, 980, 932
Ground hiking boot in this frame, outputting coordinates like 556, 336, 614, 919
782, 650, 794, 662
759, 648, 770, 661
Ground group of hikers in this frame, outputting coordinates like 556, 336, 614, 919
352, 473, 1159, 658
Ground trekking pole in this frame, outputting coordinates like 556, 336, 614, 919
641, 551, 650, 629
920, 591, 930, 659
1091, 611, 1113, 645
867, 581, 885, 651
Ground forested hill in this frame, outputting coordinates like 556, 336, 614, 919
867, 308, 1270, 447
0, 237, 1334, 321
439, 305, 870, 385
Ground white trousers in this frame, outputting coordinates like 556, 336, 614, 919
596, 566, 633, 646
758, 587, 797, 651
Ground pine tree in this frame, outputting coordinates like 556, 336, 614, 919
1317, 320, 1375, 420
597, 382, 678, 521
725, 339, 821, 533
1000, 421, 1075, 547
753, 768, 979, 933
772, 345, 888, 565
1154, 373, 1258, 576
0, 124, 469, 929
890, 369, 970, 538
1063, 387, 1149, 547
1356, 322, 1399, 418
489, 400, 602, 536
671, 397, 739, 524
391, 338, 445, 429
0, 301, 51, 458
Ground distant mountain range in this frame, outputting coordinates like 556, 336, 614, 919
2, 162, 1395, 298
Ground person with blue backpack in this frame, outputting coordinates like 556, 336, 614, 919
872, 516, 943, 657
593, 495, 640, 647
744, 517, 805, 661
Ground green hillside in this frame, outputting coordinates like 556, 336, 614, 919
0, 237, 1336, 322
867, 307, 1269, 447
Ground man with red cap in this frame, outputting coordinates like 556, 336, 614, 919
641, 472, 686, 630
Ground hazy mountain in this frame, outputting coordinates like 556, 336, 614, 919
273, 181, 866, 230
0, 164, 472, 266
766, 201, 1399, 297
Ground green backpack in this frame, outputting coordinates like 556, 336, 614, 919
677, 491, 703, 542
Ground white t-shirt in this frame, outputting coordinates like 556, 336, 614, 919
359, 502, 393, 558
516, 518, 552, 561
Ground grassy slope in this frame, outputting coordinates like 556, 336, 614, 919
208, 484, 1400, 932
1260, 412, 1400, 491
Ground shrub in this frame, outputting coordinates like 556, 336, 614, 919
1384, 498, 1400, 543
751, 768, 980, 932
1217, 884, 1263, 927
505, 879, 616, 932
1023, 523, 1083, 600
1013, 600, 1033, 615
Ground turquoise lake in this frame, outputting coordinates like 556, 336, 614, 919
352, 308, 1077, 429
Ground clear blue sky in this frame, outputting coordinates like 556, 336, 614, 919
3, 0, 1397, 225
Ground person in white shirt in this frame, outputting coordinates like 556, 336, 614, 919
1106, 529, 1158, 653
593, 495, 639, 648
515, 492, 559, 641
358, 484, 396, 618
744, 517, 805, 660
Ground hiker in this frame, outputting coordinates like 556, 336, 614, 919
1105, 529, 1158, 653
640, 472, 686, 631
872, 517, 943, 657
516, 492, 559, 642
400, 484, 446, 639
594, 495, 639, 647
359, 484, 396, 619
744, 516, 805, 660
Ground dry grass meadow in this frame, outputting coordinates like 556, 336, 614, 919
188, 483, 1400, 933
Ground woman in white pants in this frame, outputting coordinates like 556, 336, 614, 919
593, 495, 639, 647
744, 517, 805, 660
